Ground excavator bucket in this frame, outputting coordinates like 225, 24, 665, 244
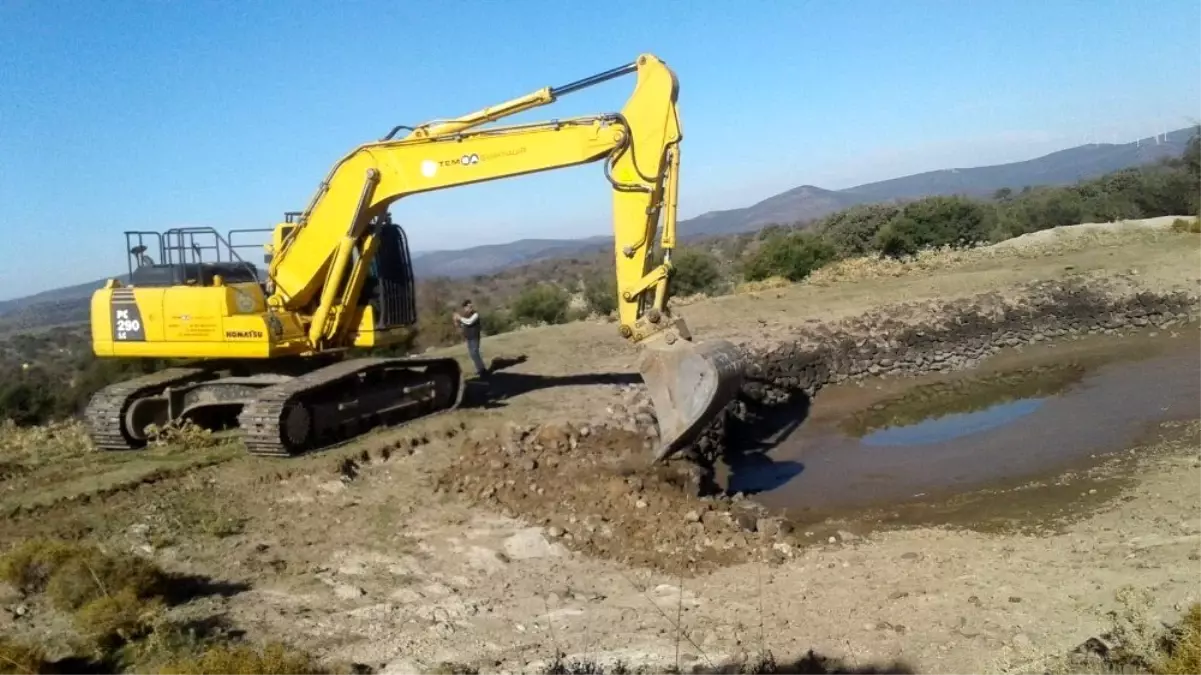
639, 336, 747, 462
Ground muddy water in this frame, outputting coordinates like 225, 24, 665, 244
726, 329, 1200, 521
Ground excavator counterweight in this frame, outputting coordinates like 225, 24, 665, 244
85, 53, 746, 462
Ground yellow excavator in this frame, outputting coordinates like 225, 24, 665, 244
85, 53, 746, 460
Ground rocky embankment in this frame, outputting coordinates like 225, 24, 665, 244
437, 279, 1200, 576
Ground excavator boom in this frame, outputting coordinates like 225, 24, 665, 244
268, 54, 744, 460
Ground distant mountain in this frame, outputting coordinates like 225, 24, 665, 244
1, 126, 1192, 326
840, 127, 1197, 203
0, 278, 107, 320
680, 127, 1194, 238
679, 185, 877, 239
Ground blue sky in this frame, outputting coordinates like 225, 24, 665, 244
1, 0, 1198, 299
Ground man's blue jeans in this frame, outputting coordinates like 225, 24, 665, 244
466, 337, 487, 377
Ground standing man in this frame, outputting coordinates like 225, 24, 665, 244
453, 299, 488, 378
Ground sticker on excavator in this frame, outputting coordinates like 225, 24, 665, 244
110, 290, 146, 342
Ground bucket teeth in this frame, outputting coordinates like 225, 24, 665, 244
638, 338, 746, 462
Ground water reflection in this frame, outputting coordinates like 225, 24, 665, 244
840, 363, 1085, 438
861, 398, 1046, 447
727, 455, 806, 494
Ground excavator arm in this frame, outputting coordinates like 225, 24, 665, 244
268, 54, 745, 461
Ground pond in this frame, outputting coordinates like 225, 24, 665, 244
719, 329, 1201, 518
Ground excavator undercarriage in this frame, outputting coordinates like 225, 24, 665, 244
84, 355, 462, 457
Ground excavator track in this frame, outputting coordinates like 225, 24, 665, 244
237, 356, 463, 457
84, 366, 211, 451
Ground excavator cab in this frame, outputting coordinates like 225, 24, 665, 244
121, 228, 266, 290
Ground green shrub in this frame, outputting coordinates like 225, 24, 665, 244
814, 203, 902, 257
742, 231, 837, 282
875, 195, 992, 258
755, 223, 791, 240
583, 273, 618, 315
0, 371, 59, 426
512, 283, 571, 325
1185, 128, 1201, 176
668, 247, 722, 296
999, 188, 1080, 236
481, 308, 517, 335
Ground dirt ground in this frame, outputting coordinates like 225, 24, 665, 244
1, 220, 1199, 674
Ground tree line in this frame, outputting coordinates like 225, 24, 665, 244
1, 132, 1197, 427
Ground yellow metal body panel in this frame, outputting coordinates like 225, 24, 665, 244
92, 280, 311, 359
347, 306, 415, 349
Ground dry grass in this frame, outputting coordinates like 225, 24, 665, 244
154, 642, 331, 675
141, 477, 248, 547
0, 638, 49, 675
1153, 603, 1201, 675
667, 291, 712, 307
142, 420, 223, 449
0, 539, 169, 653
1171, 217, 1201, 234
1038, 587, 1201, 675
806, 246, 988, 284
1104, 586, 1168, 672
73, 588, 165, 653
733, 276, 791, 294
0, 420, 91, 467
0, 420, 242, 515
806, 217, 1197, 287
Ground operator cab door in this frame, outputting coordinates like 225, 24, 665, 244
364, 219, 418, 331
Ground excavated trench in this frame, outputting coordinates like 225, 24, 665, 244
439, 280, 1201, 575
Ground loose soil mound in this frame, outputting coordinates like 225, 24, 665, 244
435, 423, 797, 576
